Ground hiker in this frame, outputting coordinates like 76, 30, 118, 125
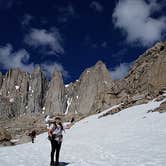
70, 117, 75, 123
48, 116, 74, 166
29, 130, 36, 143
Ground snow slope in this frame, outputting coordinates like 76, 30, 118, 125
0, 99, 166, 166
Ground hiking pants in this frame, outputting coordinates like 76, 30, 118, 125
50, 139, 62, 163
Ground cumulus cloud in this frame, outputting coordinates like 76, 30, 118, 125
112, 0, 166, 46
110, 63, 130, 80
24, 28, 64, 55
0, 44, 68, 78
90, 1, 103, 12
0, 44, 34, 72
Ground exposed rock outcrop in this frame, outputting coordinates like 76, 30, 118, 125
121, 42, 166, 97
0, 67, 48, 118
44, 69, 66, 114
0, 42, 166, 145
0, 128, 12, 143
0, 72, 2, 89
0, 68, 30, 118
65, 61, 115, 115
26, 66, 48, 113
153, 101, 166, 113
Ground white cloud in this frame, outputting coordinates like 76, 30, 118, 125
90, 1, 103, 12
110, 63, 130, 80
0, 44, 68, 78
112, 0, 166, 46
24, 28, 64, 55
0, 44, 34, 72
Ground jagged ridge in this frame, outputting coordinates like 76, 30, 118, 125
0, 42, 166, 119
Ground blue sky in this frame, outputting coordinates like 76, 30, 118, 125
0, 0, 166, 83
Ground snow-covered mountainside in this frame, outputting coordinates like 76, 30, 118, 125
0, 98, 166, 166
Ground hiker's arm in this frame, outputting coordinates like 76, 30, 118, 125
65, 123, 72, 129
63, 121, 74, 129
65, 117, 75, 129
48, 124, 53, 136
48, 128, 52, 136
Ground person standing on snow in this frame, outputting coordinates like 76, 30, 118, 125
48, 116, 74, 166
29, 130, 37, 143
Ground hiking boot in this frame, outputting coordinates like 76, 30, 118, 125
55, 162, 59, 166
50, 161, 54, 166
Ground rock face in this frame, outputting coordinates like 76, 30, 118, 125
153, 101, 166, 113
65, 61, 115, 115
26, 67, 48, 113
0, 42, 166, 119
0, 128, 12, 143
0, 68, 30, 118
121, 42, 166, 97
0, 42, 166, 145
44, 69, 66, 114
0, 67, 48, 118
0, 72, 2, 89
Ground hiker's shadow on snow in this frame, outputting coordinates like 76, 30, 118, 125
59, 162, 70, 166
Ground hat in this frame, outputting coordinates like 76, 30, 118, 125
52, 116, 62, 122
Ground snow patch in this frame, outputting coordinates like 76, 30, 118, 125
87, 70, 90, 73
65, 98, 73, 115
65, 84, 70, 88
29, 86, 32, 91
10, 139, 19, 144
104, 81, 108, 84
9, 98, 14, 103
15, 86, 20, 90
163, 93, 166, 97
44, 115, 50, 124
0, 98, 166, 166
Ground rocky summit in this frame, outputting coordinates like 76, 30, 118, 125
0, 42, 166, 145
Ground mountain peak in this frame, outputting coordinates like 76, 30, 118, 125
33, 66, 41, 73
52, 67, 62, 78
145, 41, 166, 55
94, 60, 105, 67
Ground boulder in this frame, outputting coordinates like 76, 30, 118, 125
153, 101, 166, 113
0, 128, 12, 143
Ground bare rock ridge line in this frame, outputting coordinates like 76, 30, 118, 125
0, 67, 48, 118
0, 42, 166, 119
44, 69, 66, 114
